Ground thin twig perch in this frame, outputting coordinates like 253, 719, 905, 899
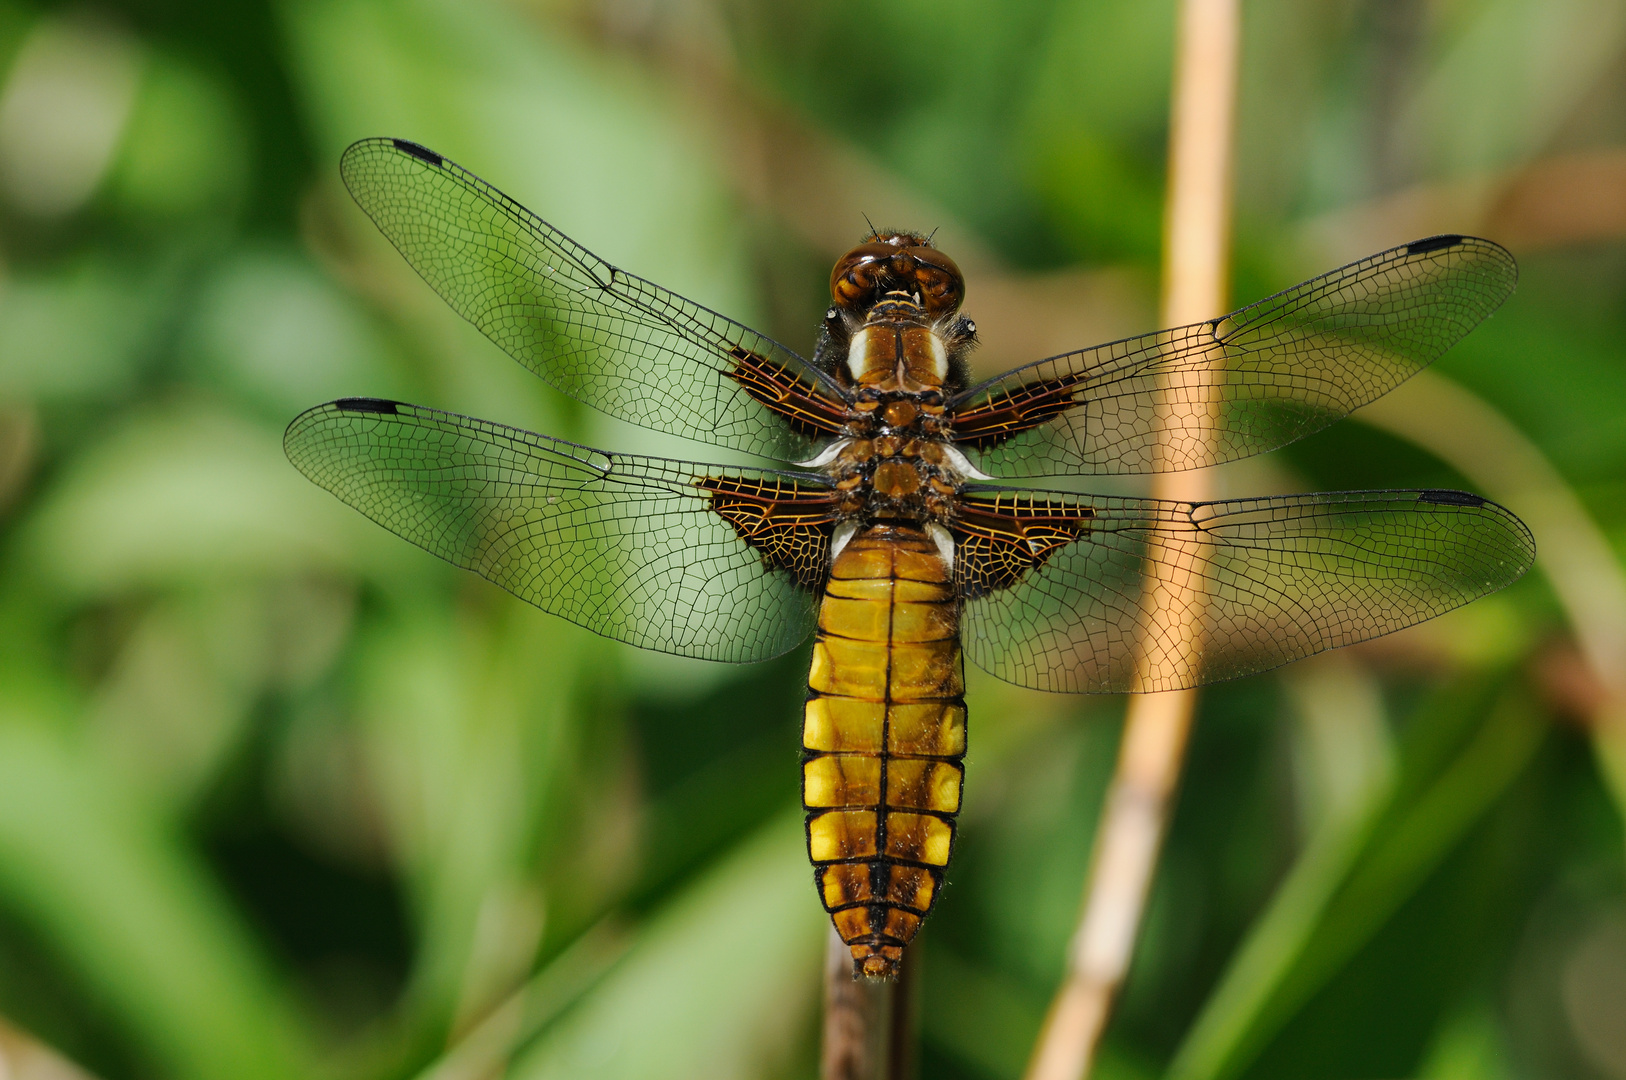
821, 927, 913, 1080
1024, 1, 1241, 1077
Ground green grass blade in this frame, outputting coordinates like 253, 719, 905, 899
1168, 680, 1547, 1080
0, 720, 314, 1080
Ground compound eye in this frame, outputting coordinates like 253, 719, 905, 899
830, 242, 900, 311
904, 247, 965, 315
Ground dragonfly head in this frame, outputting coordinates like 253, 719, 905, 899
830, 231, 964, 318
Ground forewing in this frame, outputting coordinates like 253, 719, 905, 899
951, 236, 1517, 476
957, 487, 1534, 693
284, 398, 828, 662
339, 138, 845, 459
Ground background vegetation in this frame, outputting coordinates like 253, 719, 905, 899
0, 0, 1623, 1078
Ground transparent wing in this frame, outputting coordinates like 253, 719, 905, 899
340, 137, 845, 459
951, 236, 1517, 476
957, 487, 1534, 693
284, 398, 825, 662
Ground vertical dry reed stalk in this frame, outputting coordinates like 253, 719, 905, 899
1023, 2, 1241, 1078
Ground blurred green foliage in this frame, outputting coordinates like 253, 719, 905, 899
0, 1, 1622, 1079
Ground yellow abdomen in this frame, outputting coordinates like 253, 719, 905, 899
803, 525, 965, 978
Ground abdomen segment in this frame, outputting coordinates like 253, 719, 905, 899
804, 525, 965, 978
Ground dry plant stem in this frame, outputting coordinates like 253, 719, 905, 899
1024, 1, 1240, 1078
822, 927, 899, 1080
0, 1015, 99, 1080
887, 936, 918, 1080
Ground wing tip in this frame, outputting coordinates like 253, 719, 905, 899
1414, 489, 1538, 576
1402, 233, 1518, 277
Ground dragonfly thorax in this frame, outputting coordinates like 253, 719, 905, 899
844, 295, 953, 392
825, 429, 969, 525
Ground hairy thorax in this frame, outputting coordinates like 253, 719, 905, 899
813, 242, 981, 527
829, 418, 961, 521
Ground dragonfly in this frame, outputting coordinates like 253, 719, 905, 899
286, 137, 1535, 979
